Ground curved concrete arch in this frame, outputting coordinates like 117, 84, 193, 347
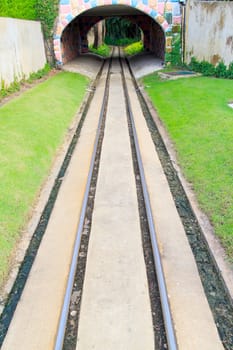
54, 0, 181, 64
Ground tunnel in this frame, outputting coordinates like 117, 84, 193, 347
59, 5, 165, 64
54, 1, 182, 65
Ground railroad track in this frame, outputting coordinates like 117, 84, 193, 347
1, 47, 231, 350
54, 47, 177, 350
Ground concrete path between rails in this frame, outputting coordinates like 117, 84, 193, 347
76, 60, 154, 349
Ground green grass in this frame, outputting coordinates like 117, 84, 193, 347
0, 71, 89, 285
143, 74, 233, 260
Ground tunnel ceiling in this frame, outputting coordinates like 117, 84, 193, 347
78, 5, 144, 17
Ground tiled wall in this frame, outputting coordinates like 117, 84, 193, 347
54, 0, 182, 64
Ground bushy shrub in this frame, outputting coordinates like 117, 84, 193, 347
215, 61, 228, 78
227, 62, 233, 79
89, 44, 110, 57
199, 61, 216, 76
123, 41, 143, 56
189, 57, 233, 80
189, 57, 201, 72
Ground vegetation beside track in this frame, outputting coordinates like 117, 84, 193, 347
0, 71, 89, 287
123, 41, 143, 56
0, 64, 51, 101
142, 74, 233, 260
89, 44, 111, 57
88, 41, 143, 58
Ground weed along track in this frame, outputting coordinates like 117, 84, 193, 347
0, 49, 232, 350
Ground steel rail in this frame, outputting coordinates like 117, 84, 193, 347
54, 53, 113, 350
120, 54, 178, 350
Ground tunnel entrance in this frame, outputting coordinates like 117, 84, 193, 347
54, 1, 182, 65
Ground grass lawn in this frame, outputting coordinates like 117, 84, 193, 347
142, 74, 233, 260
0, 71, 89, 286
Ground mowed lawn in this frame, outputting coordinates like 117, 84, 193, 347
143, 74, 233, 260
0, 71, 89, 286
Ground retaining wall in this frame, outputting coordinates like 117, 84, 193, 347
185, 1, 233, 66
0, 17, 46, 87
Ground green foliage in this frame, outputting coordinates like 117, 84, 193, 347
0, 0, 37, 19
6, 79, 20, 93
0, 64, 51, 101
227, 62, 233, 79
165, 33, 182, 66
189, 57, 233, 79
0, 80, 7, 98
28, 63, 51, 82
35, 0, 59, 39
105, 17, 141, 46
188, 57, 201, 71
105, 37, 140, 46
215, 61, 228, 78
89, 44, 111, 57
199, 61, 216, 76
123, 41, 143, 56
0, 78, 20, 99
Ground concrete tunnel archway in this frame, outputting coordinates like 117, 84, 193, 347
59, 6, 166, 64
54, 0, 182, 65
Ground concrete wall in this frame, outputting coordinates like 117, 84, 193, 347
185, 1, 233, 66
0, 17, 46, 87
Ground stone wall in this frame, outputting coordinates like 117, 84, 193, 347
0, 17, 46, 87
185, 1, 233, 66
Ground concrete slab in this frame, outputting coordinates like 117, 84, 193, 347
63, 52, 162, 79
123, 61, 224, 350
76, 61, 154, 349
63, 53, 104, 79
128, 53, 163, 78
